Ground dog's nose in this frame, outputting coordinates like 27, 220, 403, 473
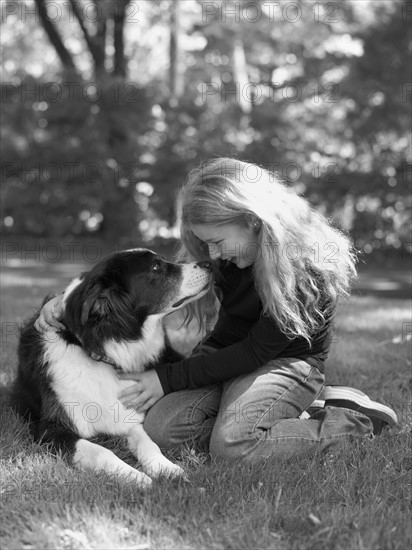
196, 261, 212, 271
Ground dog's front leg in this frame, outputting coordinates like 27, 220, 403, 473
73, 438, 153, 489
127, 425, 184, 479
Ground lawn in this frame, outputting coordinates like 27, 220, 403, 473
1, 257, 411, 550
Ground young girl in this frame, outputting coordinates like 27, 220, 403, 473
37, 158, 397, 463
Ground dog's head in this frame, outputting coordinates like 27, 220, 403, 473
62, 248, 212, 358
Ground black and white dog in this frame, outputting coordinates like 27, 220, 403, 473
12, 249, 211, 488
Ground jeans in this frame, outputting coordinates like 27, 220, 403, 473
144, 356, 374, 464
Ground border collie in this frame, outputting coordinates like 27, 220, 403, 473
12, 249, 212, 488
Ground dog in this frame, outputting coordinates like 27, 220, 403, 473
11, 248, 212, 488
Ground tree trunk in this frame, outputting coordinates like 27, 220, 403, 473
69, 0, 107, 78
113, 0, 130, 79
92, 0, 108, 78
169, 0, 184, 101
232, 37, 252, 114
34, 0, 77, 72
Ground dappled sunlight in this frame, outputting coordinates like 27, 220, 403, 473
1, 261, 88, 291
338, 302, 411, 332
359, 281, 404, 291
6, 258, 87, 275
355, 270, 411, 299
1, 272, 60, 288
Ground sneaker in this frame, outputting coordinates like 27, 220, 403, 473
299, 399, 325, 419
307, 398, 325, 415
319, 386, 398, 435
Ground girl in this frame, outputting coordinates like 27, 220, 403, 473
37, 158, 397, 463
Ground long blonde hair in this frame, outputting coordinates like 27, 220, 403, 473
174, 158, 357, 344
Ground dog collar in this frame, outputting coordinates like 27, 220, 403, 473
61, 328, 123, 373
89, 351, 123, 373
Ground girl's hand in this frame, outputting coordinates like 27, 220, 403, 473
117, 370, 164, 412
34, 294, 66, 333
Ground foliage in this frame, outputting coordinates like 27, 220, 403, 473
1, 0, 410, 258
2, 78, 153, 240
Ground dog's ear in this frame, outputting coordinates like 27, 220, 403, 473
80, 283, 132, 325
80, 283, 112, 325
81, 283, 102, 325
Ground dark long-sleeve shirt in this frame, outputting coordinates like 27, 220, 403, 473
155, 260, 335, 394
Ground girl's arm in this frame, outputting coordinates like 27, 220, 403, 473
155, 310, 333, 394
155, 314, 293, 393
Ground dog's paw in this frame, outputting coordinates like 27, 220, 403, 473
162, 462, 185, 479
126, 469, 153, 489
143, 458, 185, 479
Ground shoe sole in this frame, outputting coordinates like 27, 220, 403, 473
319, 386, 398, 427
299, 399, 325, 419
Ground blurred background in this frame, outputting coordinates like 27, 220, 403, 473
1, 0, 411, 269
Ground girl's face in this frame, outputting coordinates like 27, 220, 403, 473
191, 222, 259, 269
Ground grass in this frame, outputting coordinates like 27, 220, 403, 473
1, 259, 411, 550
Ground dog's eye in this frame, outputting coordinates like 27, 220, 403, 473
151, 260, 163, 272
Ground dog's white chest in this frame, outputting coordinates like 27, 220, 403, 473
44, 337, 145, 439
102, 315, 165, 372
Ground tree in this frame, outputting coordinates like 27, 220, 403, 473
34, 0, 131, 79
169, 0, 184, 100
2, 0, 410, 256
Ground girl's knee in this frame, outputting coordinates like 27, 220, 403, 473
143, 393, 192, 450
209, 421, 249, 461
143, 405, 173, 450
143, 387, 221, 451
